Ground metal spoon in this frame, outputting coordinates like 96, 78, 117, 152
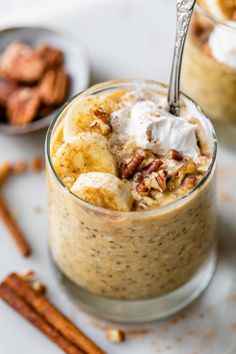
168, 0, 196, 116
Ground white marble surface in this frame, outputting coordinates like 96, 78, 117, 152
0, 1, 236, 353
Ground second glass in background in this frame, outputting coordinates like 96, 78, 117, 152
181, 3, 236, 147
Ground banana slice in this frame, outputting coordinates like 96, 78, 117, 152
52, 132, 117, 187
200, 0, 236, 20
63, 95, 120, 140
71, 172, 133, 211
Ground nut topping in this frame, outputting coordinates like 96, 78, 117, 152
36, 44, 63, 68
184, 175, 198, 189
155, 170, 168, 192
88, 118, 111, 135
121, 153, 144, 179
0, 42, 45, 84
39, 67, 70, 106
133, 172, 143, 183
93, 108, 110, 123
7, 87, 40, 125
170, 149, 183, 161
146, 158, 163, 173
136, 181, 149, 196
168, 160, 197, 191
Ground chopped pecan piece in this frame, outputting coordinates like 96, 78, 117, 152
146, 158, 163, 173
31, 157, 44, 171
178, 161, 197, 184
0, 42, 45, 83
7, 87, 40, 125
36, 44, 63, 68
39, 67, 70, 106
93, 108, 109, 123
168, 161, 197, 191
170, 149, 183, 161
133, 172, 143, 183
106, 328, 126, 343
136, 181, 149, 196
32, 281, 47, 294
184, 175, 198, 189
88, 118, 111, 135
121, 153, 144, 179
155, 170, 168, 192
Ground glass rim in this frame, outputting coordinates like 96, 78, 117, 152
45, 78, 217, 219
196, 2, 236, 31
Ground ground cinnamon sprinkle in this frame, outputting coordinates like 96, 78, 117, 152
0, 272, 105, 354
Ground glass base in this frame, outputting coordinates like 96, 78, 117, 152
50, 246, 217, 323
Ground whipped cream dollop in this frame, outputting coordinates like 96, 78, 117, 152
208, 21, 236, 69
110, 100, 199, 159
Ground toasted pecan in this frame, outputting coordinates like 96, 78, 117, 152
36, 44, 64, 68
39, 67, 70, 106
136, 181, 149, 196
0, 42, 45, 84
155, 170, 168, 192
7, 87, 40, 125
93, 108, 109, 123
146, 158, 163, 173
121, 153, 144, 179
170, 149, 183, 161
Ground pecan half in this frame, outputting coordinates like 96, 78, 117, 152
39, 67, 70, 106
146, 158, 163, 173
121, 153, 144, 179
170, 149, 183, 161
0, 42, 45, 83
7, 87, 40, 125
36, 44, 63, 68
136, 181, 149, 196
155, 170, 168, 192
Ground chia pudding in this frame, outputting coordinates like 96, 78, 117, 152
181, 0, 236, 124
46, 80, 217, 302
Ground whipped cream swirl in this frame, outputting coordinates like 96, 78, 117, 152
208, 21, 236, 69
110, 100, 199, 159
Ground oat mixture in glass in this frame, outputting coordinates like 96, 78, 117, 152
46, 80, 217, 304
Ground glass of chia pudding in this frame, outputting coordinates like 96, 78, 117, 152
46, 79, 217, 322
181, 0, 236, 146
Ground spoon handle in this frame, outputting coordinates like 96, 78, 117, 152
168, 0, 196, 116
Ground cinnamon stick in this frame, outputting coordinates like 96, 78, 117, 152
0, 282, 83, 354
0, 196, 30, 256
5, 273, 105, 354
